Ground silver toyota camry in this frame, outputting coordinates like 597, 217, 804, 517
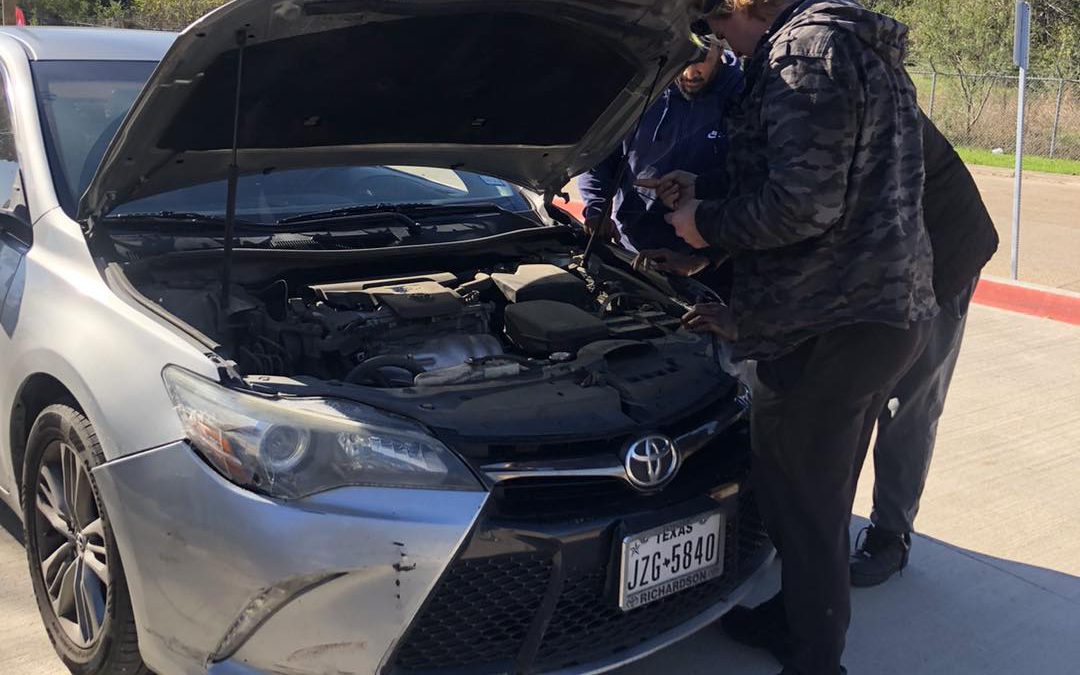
0, 2, 774, 674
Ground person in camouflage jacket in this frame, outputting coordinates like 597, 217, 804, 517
661, 0, 937, 360
644, 2, 938, 674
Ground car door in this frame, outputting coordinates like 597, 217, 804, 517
0, 65, 29, 328
0, 64, 32, 498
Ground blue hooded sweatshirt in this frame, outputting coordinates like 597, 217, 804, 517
576, 54, 743, 252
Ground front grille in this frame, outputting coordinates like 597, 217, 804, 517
533, 518, 741, 669
392, 481, 772, 674
393, 552, 553, 672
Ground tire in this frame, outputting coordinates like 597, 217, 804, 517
21, 404, 149, 675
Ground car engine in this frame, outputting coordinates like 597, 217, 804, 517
134, 260, 687, 389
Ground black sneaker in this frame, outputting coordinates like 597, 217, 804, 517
719, 592, 793, 666
850, 525, 911, 587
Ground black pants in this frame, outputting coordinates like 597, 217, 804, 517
871, 277, 977, 534
751, 320, 932, 675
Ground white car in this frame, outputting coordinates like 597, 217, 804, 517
0, 2, 773, 674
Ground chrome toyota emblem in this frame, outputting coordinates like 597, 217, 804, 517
623, 435, 679, 490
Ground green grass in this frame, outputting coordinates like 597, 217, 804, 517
957, 146, 1080, 176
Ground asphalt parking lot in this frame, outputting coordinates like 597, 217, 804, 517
2, 302, 1078, 675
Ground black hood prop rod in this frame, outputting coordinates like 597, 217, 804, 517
219, 29, 248, 336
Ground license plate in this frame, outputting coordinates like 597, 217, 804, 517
619, 511, 725, 611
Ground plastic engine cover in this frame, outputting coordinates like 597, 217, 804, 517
504, 300, 609, 355
492, 264, 591, 306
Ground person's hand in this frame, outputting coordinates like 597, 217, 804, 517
682, 303, 738, 341
664, 199, 708, 249
636, 170, 697, 210
633, 248, 710, 277
582, 215, 619, 243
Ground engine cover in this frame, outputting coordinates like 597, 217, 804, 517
504, 300, 609, 355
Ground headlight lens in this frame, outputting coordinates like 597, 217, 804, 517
162, 366, 480, 499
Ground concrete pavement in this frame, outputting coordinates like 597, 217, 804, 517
0, 506, 57, 675
621, 303, 1080, 674
618, 521, 1080, 675
971, 167, 1080, 291
2, 304, 1079, 674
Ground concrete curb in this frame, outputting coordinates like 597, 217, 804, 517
973, 276, 1080, 326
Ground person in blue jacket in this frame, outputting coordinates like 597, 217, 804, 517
576, 41, 743, 253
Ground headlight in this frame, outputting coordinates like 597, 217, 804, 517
162, 366, 481, 499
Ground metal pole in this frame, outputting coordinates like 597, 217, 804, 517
1011, 66, 1027, 281
1011, 1, 1031, 281
928, 70, 938, 120
1049, 77, 1065, 159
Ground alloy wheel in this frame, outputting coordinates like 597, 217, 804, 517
33, 441, 110, 648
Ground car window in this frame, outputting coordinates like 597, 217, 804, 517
0, 69, 27, 217
31, 60, 156, 216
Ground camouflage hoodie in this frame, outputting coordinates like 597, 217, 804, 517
694, 0, 937, 361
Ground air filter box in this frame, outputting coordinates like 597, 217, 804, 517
492, 264, 591, 306
504, 300, 609, 355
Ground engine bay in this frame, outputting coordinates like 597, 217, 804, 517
127, 256, 694, 389
112, 237, 741, 444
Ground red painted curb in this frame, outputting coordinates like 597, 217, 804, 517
556, 201, 1080, 326
973, 277, 1080, 326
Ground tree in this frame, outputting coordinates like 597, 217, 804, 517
866, 0, 1015, 136
1032, 0, 1080, 77
23, 0, 96, 25
130, 0, 222, 29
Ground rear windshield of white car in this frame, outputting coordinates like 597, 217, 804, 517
31, 60, 532, 223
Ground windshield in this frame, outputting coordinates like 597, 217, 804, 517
32, 60, 155, 215
31, 60, 534, 226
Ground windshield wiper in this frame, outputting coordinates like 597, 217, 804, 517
276, 201, 504, 226
101, 211, 267, 235
104, 211, 262, 230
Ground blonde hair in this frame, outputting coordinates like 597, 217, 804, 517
696, 0, 793, 21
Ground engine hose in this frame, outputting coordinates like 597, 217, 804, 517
345, 355, 425, 386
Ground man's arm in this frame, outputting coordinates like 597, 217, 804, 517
576, 148, 623, 222
696, 49, 861, 251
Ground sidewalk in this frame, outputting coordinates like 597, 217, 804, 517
969, 166, 1080, 292
1, 305, 1078, 675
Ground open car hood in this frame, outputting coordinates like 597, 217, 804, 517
79, 0, 699, 221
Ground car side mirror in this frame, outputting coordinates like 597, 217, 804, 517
0, 209, 32, 245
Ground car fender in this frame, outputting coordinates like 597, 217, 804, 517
0, 210, 219, 503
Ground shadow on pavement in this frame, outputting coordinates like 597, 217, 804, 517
0, 501, 23, 546
618, 515, 1080, 675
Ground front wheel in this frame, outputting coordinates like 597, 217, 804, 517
21, 404, 148, 674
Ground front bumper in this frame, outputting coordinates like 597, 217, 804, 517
387, 456, 773, 673
93, 424, 773, 675
92, 441, 488, 675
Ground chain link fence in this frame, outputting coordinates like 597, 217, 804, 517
911, 70, 1080, 161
